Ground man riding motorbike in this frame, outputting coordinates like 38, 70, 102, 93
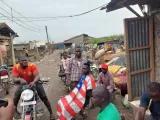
12, 56, 55, 120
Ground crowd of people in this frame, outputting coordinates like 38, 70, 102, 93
0, 46, 160, 120
58, 46, 120, 120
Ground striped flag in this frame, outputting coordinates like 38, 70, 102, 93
56, 74, 96, 120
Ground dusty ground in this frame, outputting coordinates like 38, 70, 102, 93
1, 50, 134, 120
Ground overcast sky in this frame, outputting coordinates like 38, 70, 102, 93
0, 0, 139, 43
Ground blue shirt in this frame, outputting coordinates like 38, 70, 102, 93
140, 93, 160, 119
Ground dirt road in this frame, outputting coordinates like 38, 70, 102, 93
8, 50, 133, 120
35, 50, 99, 120
37, 51, 99, 120
8, 51, 66, 120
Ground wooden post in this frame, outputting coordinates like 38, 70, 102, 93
45, 26, 50, 54
0, 52, 3, 65
126, 6, 141, 17
149, 17, 155, 81
10, 34, 16, 65
124, 19, 132, 101
34, 40, 40, 60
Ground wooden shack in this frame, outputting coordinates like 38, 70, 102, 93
64, 34, 94, 48
0, 23, 18, 66
102, 0, 160, 100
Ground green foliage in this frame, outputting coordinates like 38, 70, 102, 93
90, 34, 124, 44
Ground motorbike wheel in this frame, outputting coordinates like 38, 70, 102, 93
33, 113, 37, 120
24, 114, 32, 120
33, 105, 37, 120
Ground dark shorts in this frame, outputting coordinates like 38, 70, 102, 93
145, 116, 156, 120
148, 116, 160, 120
140, 93, 160, 120
84, 90, 92, 108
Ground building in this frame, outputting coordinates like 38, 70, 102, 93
64, 34, 94, 48
13, 43, 30, 59
102, 0, 160, 100
31, 40, 48, 56
0, 23, 18, 65
14, 43, 29, 51
14, 40, 47, 51
29, 40, 47, 49
14, 40, 47, 62
54, 42, 65, 49
97, 39, 124, 49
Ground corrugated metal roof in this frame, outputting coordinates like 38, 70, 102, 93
64, 34, 89, 43
105, 0, 160, 12
0, 23, 16, 35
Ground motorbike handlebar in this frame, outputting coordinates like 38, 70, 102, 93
38, 80, 49, 84
9, 80, 49, 86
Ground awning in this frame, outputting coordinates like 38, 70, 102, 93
0, 23, 18, 37
103, 0, 160, 12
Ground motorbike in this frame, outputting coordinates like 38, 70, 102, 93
20, 84, 37, 120
17, 81, 48, 120
0, 64, 10, 94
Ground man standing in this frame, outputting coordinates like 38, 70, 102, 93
61, 51, 70, 73
135, 82, 160, 120
90, 85, 121, 120
12, 56, 55, 120
66, 46, 85, 89
56, 62, 96, 120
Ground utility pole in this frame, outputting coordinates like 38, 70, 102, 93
45, 26, 50, 54
10, 33, 16, 65
11, 8, 13, 23
45, 26, 49, 43
10, 7, 15, 65
34, 40, 40, 61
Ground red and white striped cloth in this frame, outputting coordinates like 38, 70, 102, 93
56, 74, 96, 120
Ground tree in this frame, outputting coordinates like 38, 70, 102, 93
91, 34, 124, 44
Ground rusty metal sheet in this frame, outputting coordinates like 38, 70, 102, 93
125, 17, 154, 100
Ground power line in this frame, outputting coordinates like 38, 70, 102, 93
0, 6, 41, 32
0, 12, 41, 33
0, 0, 41, 28
0, 3, 107, 22
0, 0, 42, 29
